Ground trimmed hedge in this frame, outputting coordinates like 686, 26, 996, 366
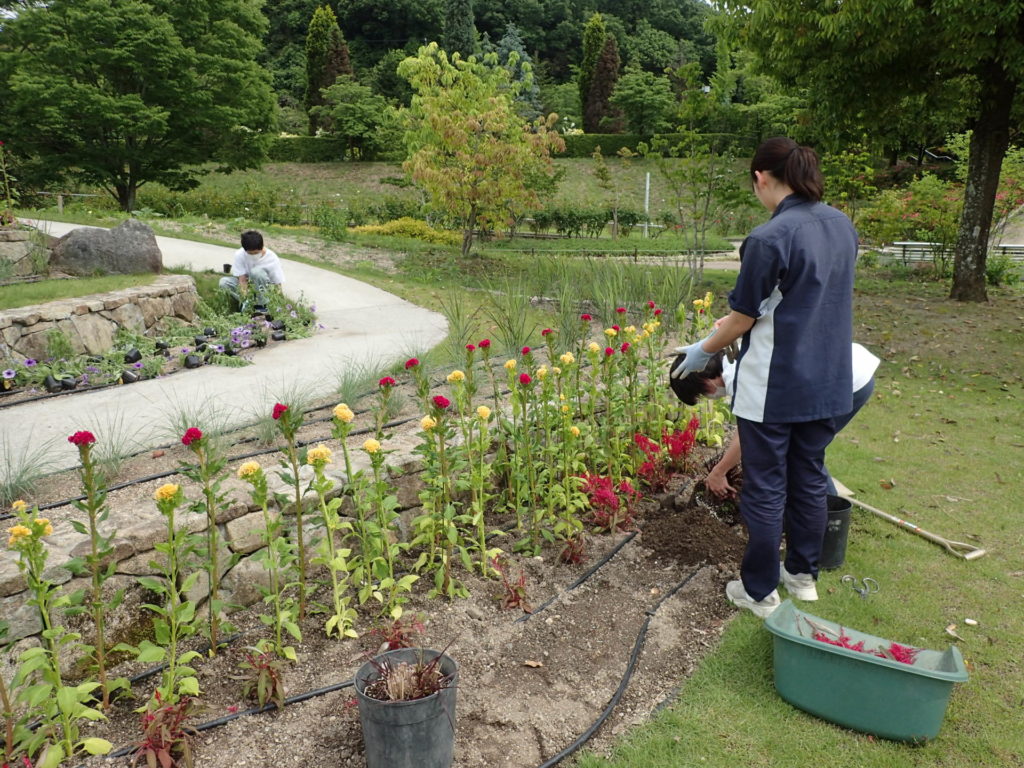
268, 136, 347, 163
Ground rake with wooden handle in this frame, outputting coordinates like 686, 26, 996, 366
832, 479, 987, 561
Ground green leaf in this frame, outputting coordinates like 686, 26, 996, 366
136, 641, 165, 663
82, 737, 113, 755
283, 645, 297, 661
38, 743, 65, 768
178, 676, 200, 696
56, 686, 79, 714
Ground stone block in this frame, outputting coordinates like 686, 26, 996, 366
226, 511, 277, 555
0, 555, 26, 597
221, 554, 272, 610
105, 302, 145, 334
51, 219, 162, 276
392, 468, 426, 510
69, 312, 116, 356
0, 593, 43, 641
183, 538, 235, 608
69, 537, 135, 568
121, 519, 167, 553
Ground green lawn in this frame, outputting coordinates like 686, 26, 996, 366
575, 277, 1024, 768
0, 274, 159, 310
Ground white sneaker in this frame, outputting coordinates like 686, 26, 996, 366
779, 563, 818, 601
725, 580, 781, 618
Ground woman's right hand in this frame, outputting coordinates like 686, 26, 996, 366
705, 469, 736, 499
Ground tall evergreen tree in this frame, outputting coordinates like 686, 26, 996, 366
578, 12, 606, 119
584, 35, 621, 133
497, 23, 541, 119
442, 0, 476, 57
304, 5, 352, 134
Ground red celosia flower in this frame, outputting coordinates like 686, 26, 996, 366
580, 313, 592, 321
378, 376, 396, 388
405, 358, 419, 369
181, 427, 203, 445
68, 430, 96, 446
478, 339, 491, 349
653, 308, 663, 316
272, 403, 288, 420
541, 328, 552, 336
466, 343, 476, 352
519, 373, 532, 385
604, 347, 615, 357
647, 300, 656, 309
620, 342, 630, 353
633, 433, 661, 458
612, 324, 620, 331
521, 346, 531, 355
616, 307, 626, 314
432, 395, 450, 409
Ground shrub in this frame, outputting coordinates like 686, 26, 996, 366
348, 217, 460, 245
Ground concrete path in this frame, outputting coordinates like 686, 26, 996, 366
3, 221, 447, 473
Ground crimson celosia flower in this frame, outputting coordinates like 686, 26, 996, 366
378, 376, 396, 388
521, 346, 531, 355
519, 373, 532, 385
405, 358, 419, 369
604, 347, 615, 357
68, 431, 96, 446
432, 395, 450, 410
466, 343, 476, 352
478, 339, 491, 349
580, 313, 592, 321
612, 324, 620, 331
653, 308, 663, 316
616, 307, 626, 314
620, 342, 630, 353
272, 403, 288, 420
181, 427, 203, 445
541, 328, 552, 336
647, 301, 656, 309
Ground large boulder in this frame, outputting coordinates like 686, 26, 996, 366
51, 219, 162, 276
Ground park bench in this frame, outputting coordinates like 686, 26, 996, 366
881, 241, 1024, 265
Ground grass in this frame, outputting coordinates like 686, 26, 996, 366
574, 276, 1024, 768
0, 429, 55, 506
0, 274, 159, 310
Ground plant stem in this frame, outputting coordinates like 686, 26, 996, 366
80, 448, 110, 708
285, 435, 307, 621
199, 447, 220, 655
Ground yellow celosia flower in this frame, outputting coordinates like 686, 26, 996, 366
446, 370, 465, 383
552, 366, 561, 375
559, 352, 575, 365
604, 327, 618, 338
504, 359, 517, 371
643, 322, 655, 333
11, 500, 27, 513
7, 525, 31, 547
476, 405, 491, 420
570, 426, 581, 437
537, 366, 548, 379
333, 403, 354, 423
237, 461, 262, 480
154, 484, 180, 502
587, 342, 601, 353
34, 518, 53, 537
421, 415, 437, 431
624, 325, 636, 334
306, 444, 333, 466
363, 438, 381, 454
561, 404, 570, 413
693, 298, 705, 308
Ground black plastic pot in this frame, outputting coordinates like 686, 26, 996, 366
194, 335, 208, 347
270, 319, 285, 331
204, 327, 216, 337
123, 348, 142, 365
120, 370, 139, 384
271, 330, 286, 342
60, 377, 77, 391
195, 343, 208, 353
155, 340, 170, 351
183, 354, 203, 369
43, 375, 62, 393
820, 494, 852, 570
355, 649, 457, 768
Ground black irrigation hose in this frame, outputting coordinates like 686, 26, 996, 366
535, 565, 704, 768
514, 530, 639, 623
0, 381, 122, 410
126, 633, 243, 686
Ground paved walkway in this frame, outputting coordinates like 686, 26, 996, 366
3, 221, 448, 473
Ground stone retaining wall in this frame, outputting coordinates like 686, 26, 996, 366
0, 229, 49, 278
0, 274, 198, 362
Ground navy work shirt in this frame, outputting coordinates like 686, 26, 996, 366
728, 194, 857, 423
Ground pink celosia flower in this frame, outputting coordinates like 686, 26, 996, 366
68, 431, 96, 446
519, 373, 532, 385
404, 358, 419, 369
466, 343, 476, 352
181, 427, 203, 445
432, 395, 450, 409
378, 376, 396, 388
272, 403, 288, 420
616, 307, 626, 314
478, 339, 491, 349
654, 308, 663, 316
647, 300, 656, 309
620, 342, 630, 353
604, 347, 615, 357
541, 328, 553, 336
580, 313, 592, 321
521, 346, 531, 355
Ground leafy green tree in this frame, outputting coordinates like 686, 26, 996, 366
585, 35, 621, 133
622, 19, 679, 73
364, 49, 415, 106
260, 0, 321, 106
719, 0, 1024, 301
609, 67, 675, 135
316, 76, 399, 159
821, 143, 878, 225
399, 43, 565, 256
305, 5, 352, 135
0, 0, 275, 212
496, 23, 541, 120
578, 13, 607, 123
443, 0, 477, 56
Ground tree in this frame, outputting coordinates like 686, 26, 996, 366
609, 68, 675, 135
316, 76, 398, 159
578, 13, 606, 123
398, 43, 565, 256
496, 23, 541, 120
442, 0, 476, 57
305, 5, 352, 135
719, 0, 1024, 302
584, 36, 621, 133
0, 0, 275, 212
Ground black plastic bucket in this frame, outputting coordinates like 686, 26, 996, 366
820, 494, 852, 570
355, 648, 457, 768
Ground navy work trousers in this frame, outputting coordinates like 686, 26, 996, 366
736, 417, 838, 601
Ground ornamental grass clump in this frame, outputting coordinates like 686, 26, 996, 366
236, 461, 300, 659
362, 652, 455, 703
178, 427, 234, 654
64, 431, 129, 710
7, 506, 113, 765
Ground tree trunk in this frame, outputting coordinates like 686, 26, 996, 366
462, 206, 477, 257
951, 66, 1016, 302
116, 183, 137, 212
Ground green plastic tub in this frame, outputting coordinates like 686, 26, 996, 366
764, 600, 968, 742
